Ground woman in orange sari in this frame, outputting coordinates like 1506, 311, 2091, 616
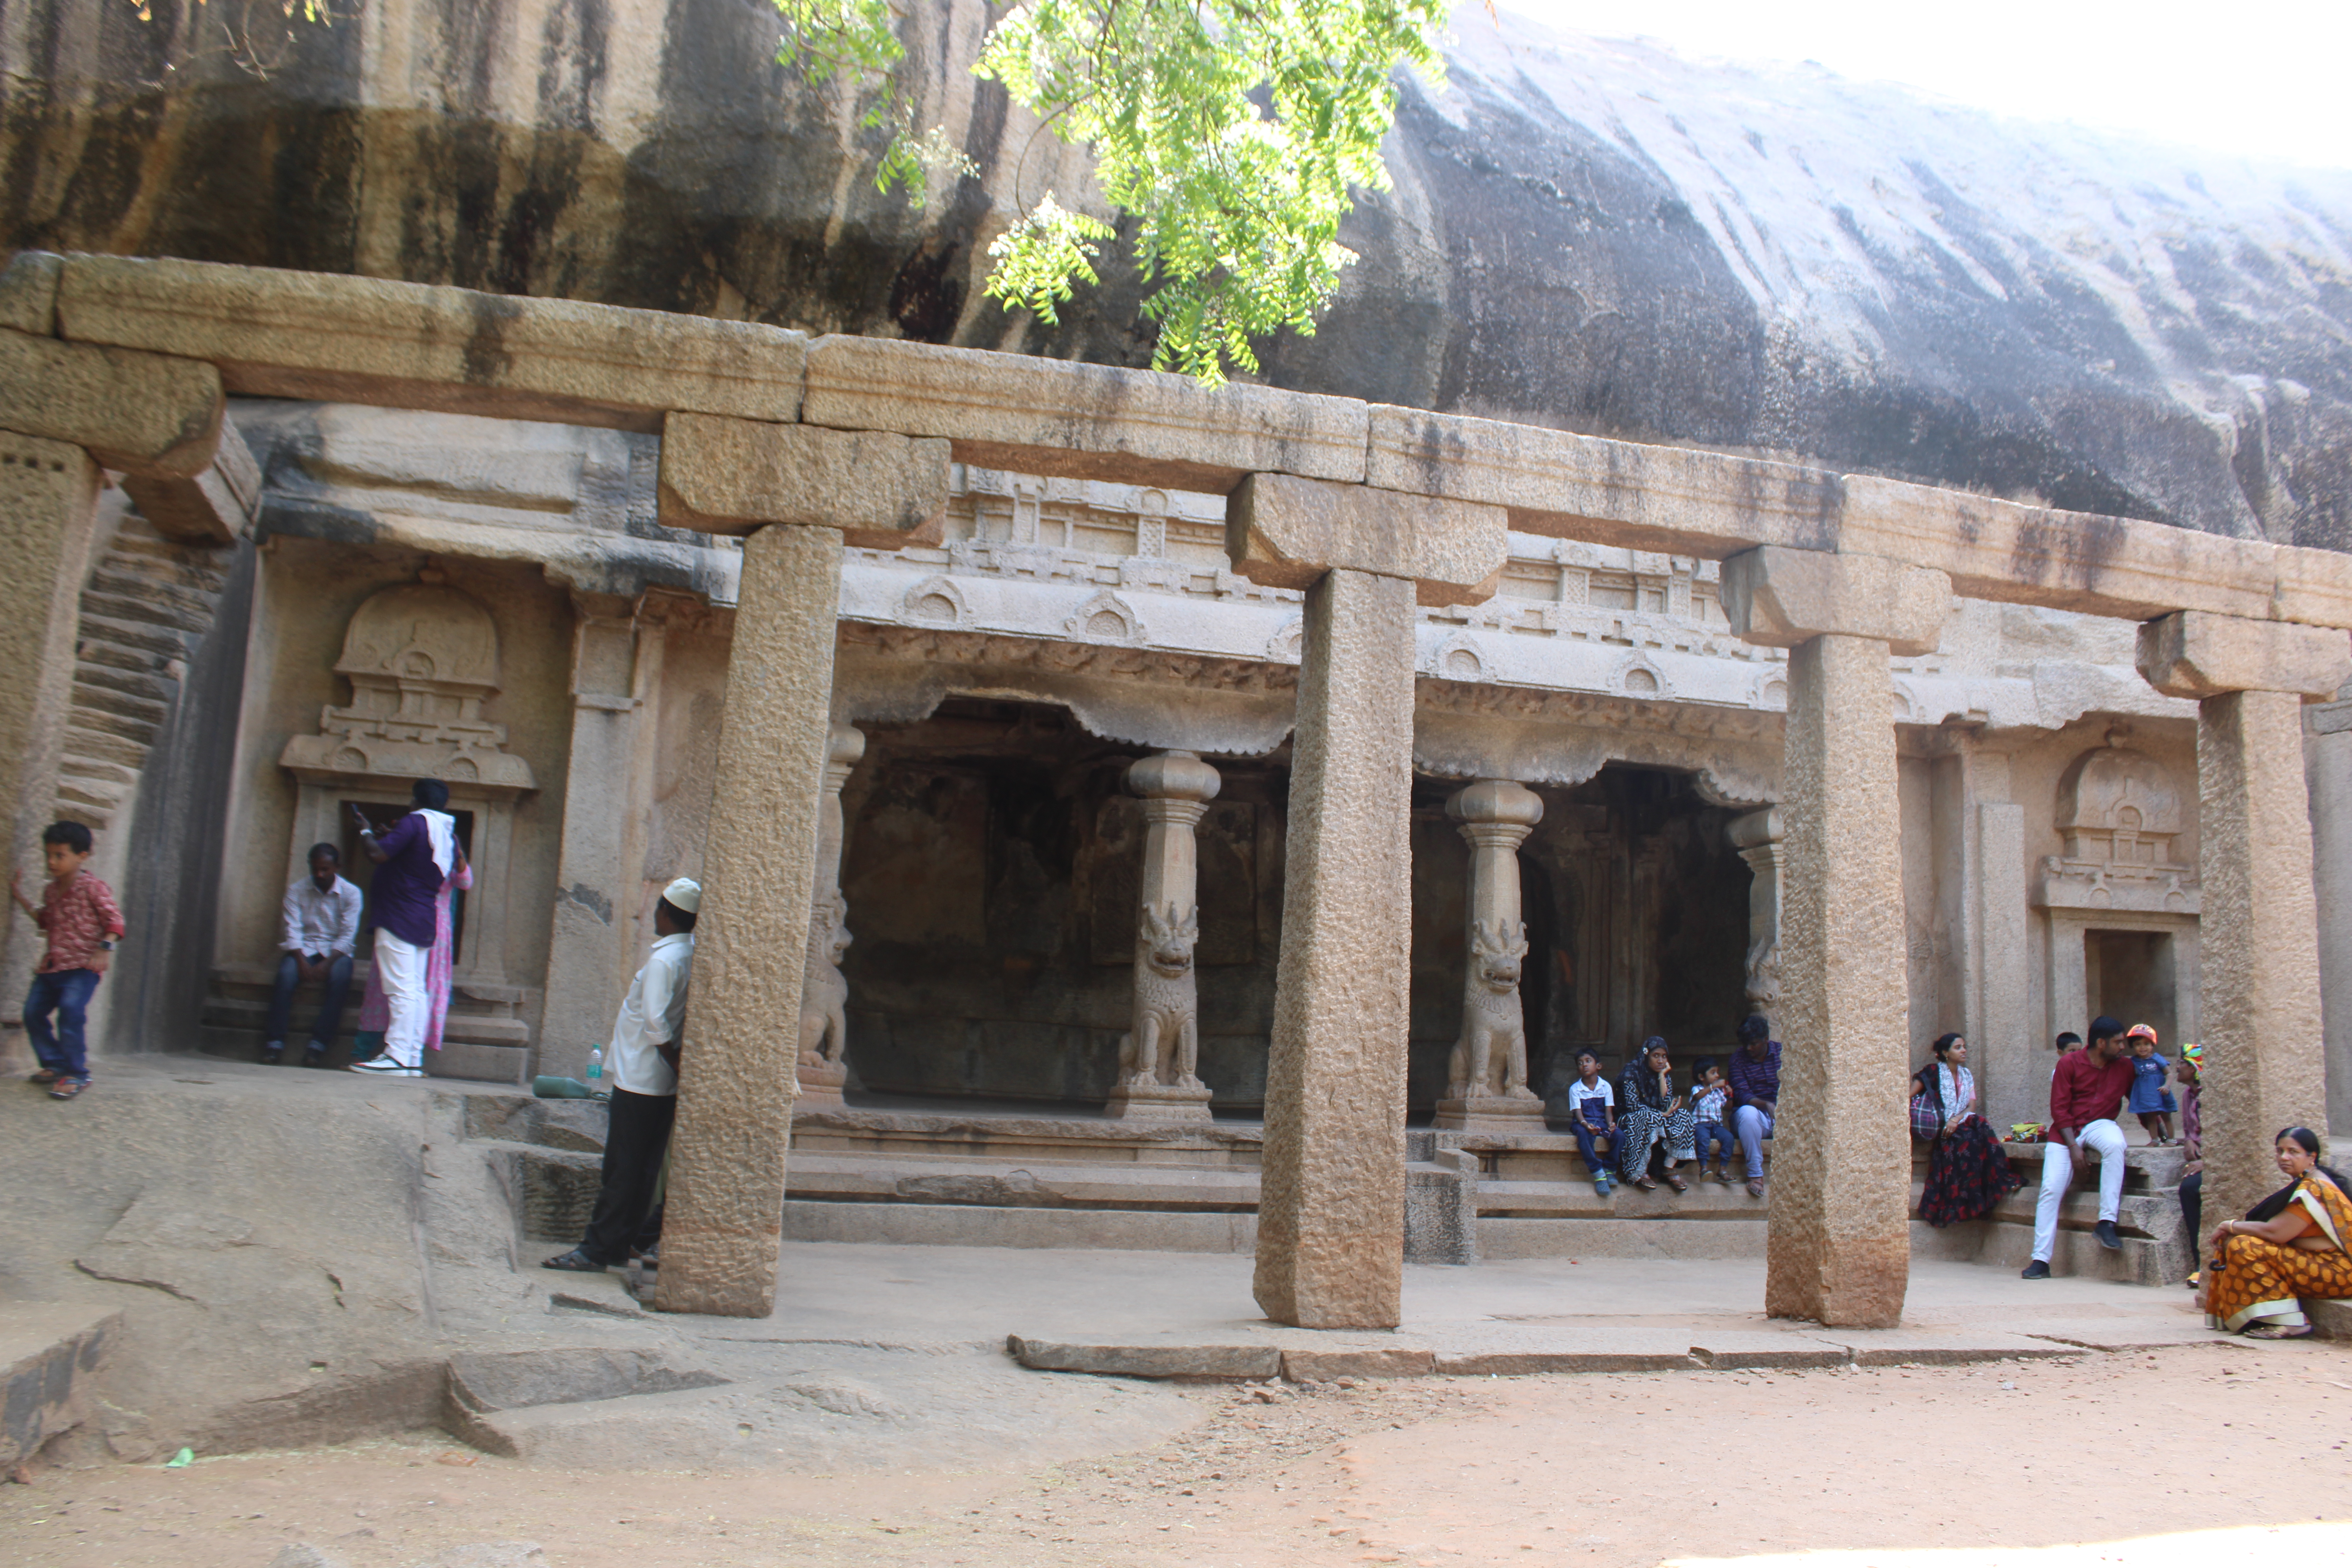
2200, 1127, 2352, 1340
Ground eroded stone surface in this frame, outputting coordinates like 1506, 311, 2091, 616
1764, 633, 1913, 1329
0, 433, 100, 906
656, 526, 843, 1318
1253, 568, 1416, 1330
1720, 546, 1951, 659
657, 413, 950, 544
2135, 610, 2352, 701
0, 250, 60, 337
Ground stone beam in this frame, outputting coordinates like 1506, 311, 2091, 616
0, 328, 223, 477
802, 334, 1367, 493
655, 524, 843, 1318
0, 250, 61, 336
120, 410, 261, 545
2137, 612, 2348, 1237
1366, 403, 2352, 631
51, 254, 806, 434
656, 413, 950, 546
1226, 473, 1508, 608
1725, 547, 1948, 1328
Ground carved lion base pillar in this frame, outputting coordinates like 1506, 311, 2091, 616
795, 725, 866, 1111
1108, 750, 1220, 1123
1435, 779, 1546, 1134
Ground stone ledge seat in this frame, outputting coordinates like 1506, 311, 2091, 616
198, 960, 531, 1084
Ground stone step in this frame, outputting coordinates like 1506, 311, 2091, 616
73, 610, 195, 663
198, 993, 532, 1049
1, 1304, 121, 1466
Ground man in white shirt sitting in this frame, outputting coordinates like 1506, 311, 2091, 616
264, 842, 365, 1067
543, 877, 699, 1273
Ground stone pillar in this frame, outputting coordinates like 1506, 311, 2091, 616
1252, 568, 1418, 1328
1726, 807, 1783, 1035
652, 415, 949, 1318
795, 724, 865, 1110
536, 597, 647, 1079
2138, 612, 2352, 1233
1109, 750, 1221, 1121
2311, 686, 2352, 1140
1723, 546, 1950, 1329
1972, 800, 2035, 1132
1436, 779, 1545, 1133
1224, 473, 1508, 1331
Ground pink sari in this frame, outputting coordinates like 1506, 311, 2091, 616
357, 862, 472, 1050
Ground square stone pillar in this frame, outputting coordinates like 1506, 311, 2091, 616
1250, 567, 1419, 1328
2139, 612, 2352, 1230
1723, 546, 1950, 1328
537, 598, 652, 1079
2310, 687, 2352, 1139
1227, 474, 1508, 1332
653, 416, 948, 1318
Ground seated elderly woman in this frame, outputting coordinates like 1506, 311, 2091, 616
1617, 1036, 1697, 1194
2200, 1127, 2352, 1339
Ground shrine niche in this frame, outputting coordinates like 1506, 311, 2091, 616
278, 573, 538, 995
2037, 744, 2198, 913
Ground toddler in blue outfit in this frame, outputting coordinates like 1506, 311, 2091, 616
2124, 1023, 2175, 1144
1691, 1059, 1735, 1183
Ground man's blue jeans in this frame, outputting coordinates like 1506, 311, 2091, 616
25, 967, 101, 1080
266, 951, 354, 1049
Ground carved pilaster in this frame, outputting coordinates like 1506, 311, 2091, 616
1728, 806, 1784, 1036
1436, 779, 1546, 1133
1109, 750, 1220, 1121
795, 724, 866, 1107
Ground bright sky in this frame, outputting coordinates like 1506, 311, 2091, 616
1501, 0, 2352, 171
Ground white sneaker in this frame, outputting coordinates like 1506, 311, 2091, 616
348, 1054, 423, 1078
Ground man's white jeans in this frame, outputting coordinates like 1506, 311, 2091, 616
2032, 1118, 2127, 1262
373, 928, 429, 1069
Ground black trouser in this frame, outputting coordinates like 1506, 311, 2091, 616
2181, 1171, 2202, 1252
266, 951, 353, 1047
580, 1088, 676, 1265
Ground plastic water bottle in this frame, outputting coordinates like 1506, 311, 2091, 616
585, 1045, 604, 1085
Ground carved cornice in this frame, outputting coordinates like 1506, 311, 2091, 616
837, 621, 1299, 694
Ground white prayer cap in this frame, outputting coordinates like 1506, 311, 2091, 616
662, 878, 702, 915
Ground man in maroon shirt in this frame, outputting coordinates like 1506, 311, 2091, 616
2022, 1015, 2135, 1278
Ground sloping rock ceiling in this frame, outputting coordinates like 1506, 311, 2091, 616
5, 0, 2349, 547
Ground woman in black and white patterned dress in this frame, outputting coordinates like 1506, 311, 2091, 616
1618, 1036, 1697, 1192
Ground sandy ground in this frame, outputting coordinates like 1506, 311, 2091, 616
4, 1339, 2348, 1567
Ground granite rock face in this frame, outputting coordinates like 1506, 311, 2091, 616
5, 4, 2348, 548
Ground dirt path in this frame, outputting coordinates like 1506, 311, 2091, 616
5, 1341, 2348, 1567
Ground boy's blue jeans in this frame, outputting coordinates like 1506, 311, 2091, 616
1572, 1121, 1613, 1179
25, 967, 101, 1080
1695, 1120, 1734, 1165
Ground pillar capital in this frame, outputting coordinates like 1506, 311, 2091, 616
2134, 610, 2352, 701
0, 327, 224, 478
1126, 748, 1221, 804
656, 412, 950, 547
1721, 546, 1949, 657
1226, 472, 1508, 608
823, 722, 867, 790
1725, 805, 1783, 853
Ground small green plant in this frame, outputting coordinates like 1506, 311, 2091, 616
776, 0, 1453, 385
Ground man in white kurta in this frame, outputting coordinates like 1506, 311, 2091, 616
543, 878, 699, 1272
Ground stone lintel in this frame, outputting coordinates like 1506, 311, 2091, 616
0, 250, 62, 337
53, 254, 806, 434
120, 409, 261, 545
1720, 546, 1950, 657
2134, 610, 2352, 701
657, 413, 949, 546
1227, 473, 1508, 608
803, 334, 1368, 493
0, 328, 223, 478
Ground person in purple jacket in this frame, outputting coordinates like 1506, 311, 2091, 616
347, 780, 460, 1077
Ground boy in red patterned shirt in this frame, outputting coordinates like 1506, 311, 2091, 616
9, 821, 125, 1100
